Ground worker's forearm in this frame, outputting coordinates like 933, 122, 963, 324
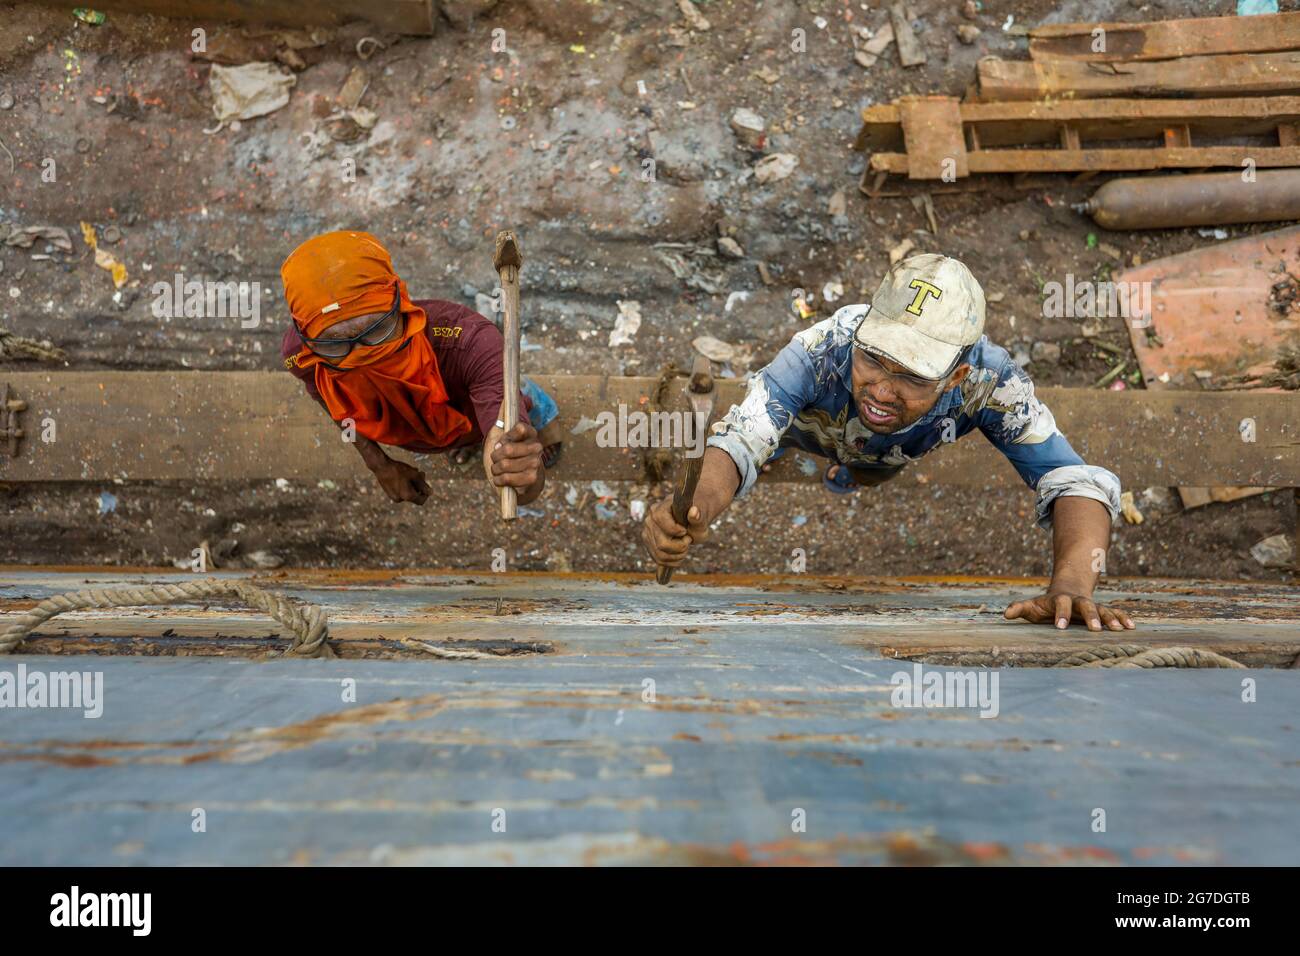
1048, 496, 1113, 595
351, 433, 390, 472
691, 448, 742, 525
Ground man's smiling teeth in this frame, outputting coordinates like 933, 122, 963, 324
868, 404, 892, 416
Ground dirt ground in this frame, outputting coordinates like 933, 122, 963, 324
0, 0, 1295, 581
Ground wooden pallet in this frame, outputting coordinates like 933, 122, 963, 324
1029, 10, 1300, 63
976, 52, 1300, 102
855, 94, 1300, 180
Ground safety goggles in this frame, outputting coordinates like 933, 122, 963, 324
297, 291, 404, 360
853, 347, 952, 401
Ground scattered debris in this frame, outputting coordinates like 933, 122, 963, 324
1030, 341, 1061, 364
854, 23, 895, 69
724, 290, 750, 313
355, 36, 385, 60
0, 326, 67, 362
609, 300, 642, 347
5, 226, 72, 253
822, 280, 844, 303
888, 237, 915, 264
677, 0, 711, 32
693, 335, 752, 371
827, 189, 847, 217
730, 108, 766, 149
207, 62, 296, 128
1250, 533, 1294, 568
80, 222, 127, 289
717, 236, 745, 259
1119, 490, 1144, 525
655, 245, 725, 294
889, 2, 927, 68
72, 8, 105, 26
753, 152, 798, 184
956, 25, 981, 45
98, 490, 117, 515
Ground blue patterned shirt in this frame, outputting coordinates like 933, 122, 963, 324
707, 305, 1121, 529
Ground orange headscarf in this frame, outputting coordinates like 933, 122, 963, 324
282, 231, 472, 450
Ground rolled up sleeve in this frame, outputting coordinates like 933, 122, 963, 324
975, 362, 1122, 530
1033, 464, 1122, 531
707, 336, 820, 497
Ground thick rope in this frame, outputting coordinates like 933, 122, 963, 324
0, 579, 334, 658
1054, 644, 1244, 669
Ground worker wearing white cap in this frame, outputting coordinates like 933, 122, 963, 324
642, 254, 1133, 633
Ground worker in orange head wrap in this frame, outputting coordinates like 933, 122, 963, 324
280, 231, 562, 505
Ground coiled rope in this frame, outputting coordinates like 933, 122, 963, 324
0, 579, 333, 658
0, 579, 508, 660
1053, 643, 1245, 669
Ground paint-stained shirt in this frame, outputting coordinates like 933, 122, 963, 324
707, 305, 1122, 530
281, 298, 530, 451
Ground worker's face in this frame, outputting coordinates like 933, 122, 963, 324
298, 290, 405, 365
850, 348, 970, 433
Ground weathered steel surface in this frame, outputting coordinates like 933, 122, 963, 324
2, 372, 1298, 488
1, 571, 1297, 865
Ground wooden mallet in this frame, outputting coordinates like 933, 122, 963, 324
493, 230, 523, 521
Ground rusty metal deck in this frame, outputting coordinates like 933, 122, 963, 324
1, 570, 1297, 865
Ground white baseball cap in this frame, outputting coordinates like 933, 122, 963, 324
853, 254, 986, 380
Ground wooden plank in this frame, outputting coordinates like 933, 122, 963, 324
0, 373, 1297, 489
1029, 11, 1300, 63
899, 97, 967, 180
960, 96, 1300, 147
889, 2, 927, 68
869, 145, 1300, 176
977, 52, 1300, 101
859, 96, 1300, 159
25, 0, 436, 35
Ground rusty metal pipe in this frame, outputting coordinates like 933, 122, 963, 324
1075, 169, 1300, 231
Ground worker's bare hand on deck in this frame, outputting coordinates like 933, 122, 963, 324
1003, 592, 1135, 632
642, 500, 710, 568
488, 420, 543, 490
371, 458, 432, 505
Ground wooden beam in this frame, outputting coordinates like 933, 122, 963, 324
861, 96, 1300, 150
869, 146, 1300, 176
24, 0, 436, 35
0, 373, 1296, 490
1029, 11, 1300, 63
899, 96, 967, 180
976, 52, 1300, 101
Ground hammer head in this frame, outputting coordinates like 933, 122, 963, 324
493, 230, 522, 272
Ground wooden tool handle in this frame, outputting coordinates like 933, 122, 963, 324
656, 453, 705, 585
494, 231, 523, 522
499, 270, 519, 521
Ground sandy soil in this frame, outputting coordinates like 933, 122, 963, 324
0, 0, 1294, 581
